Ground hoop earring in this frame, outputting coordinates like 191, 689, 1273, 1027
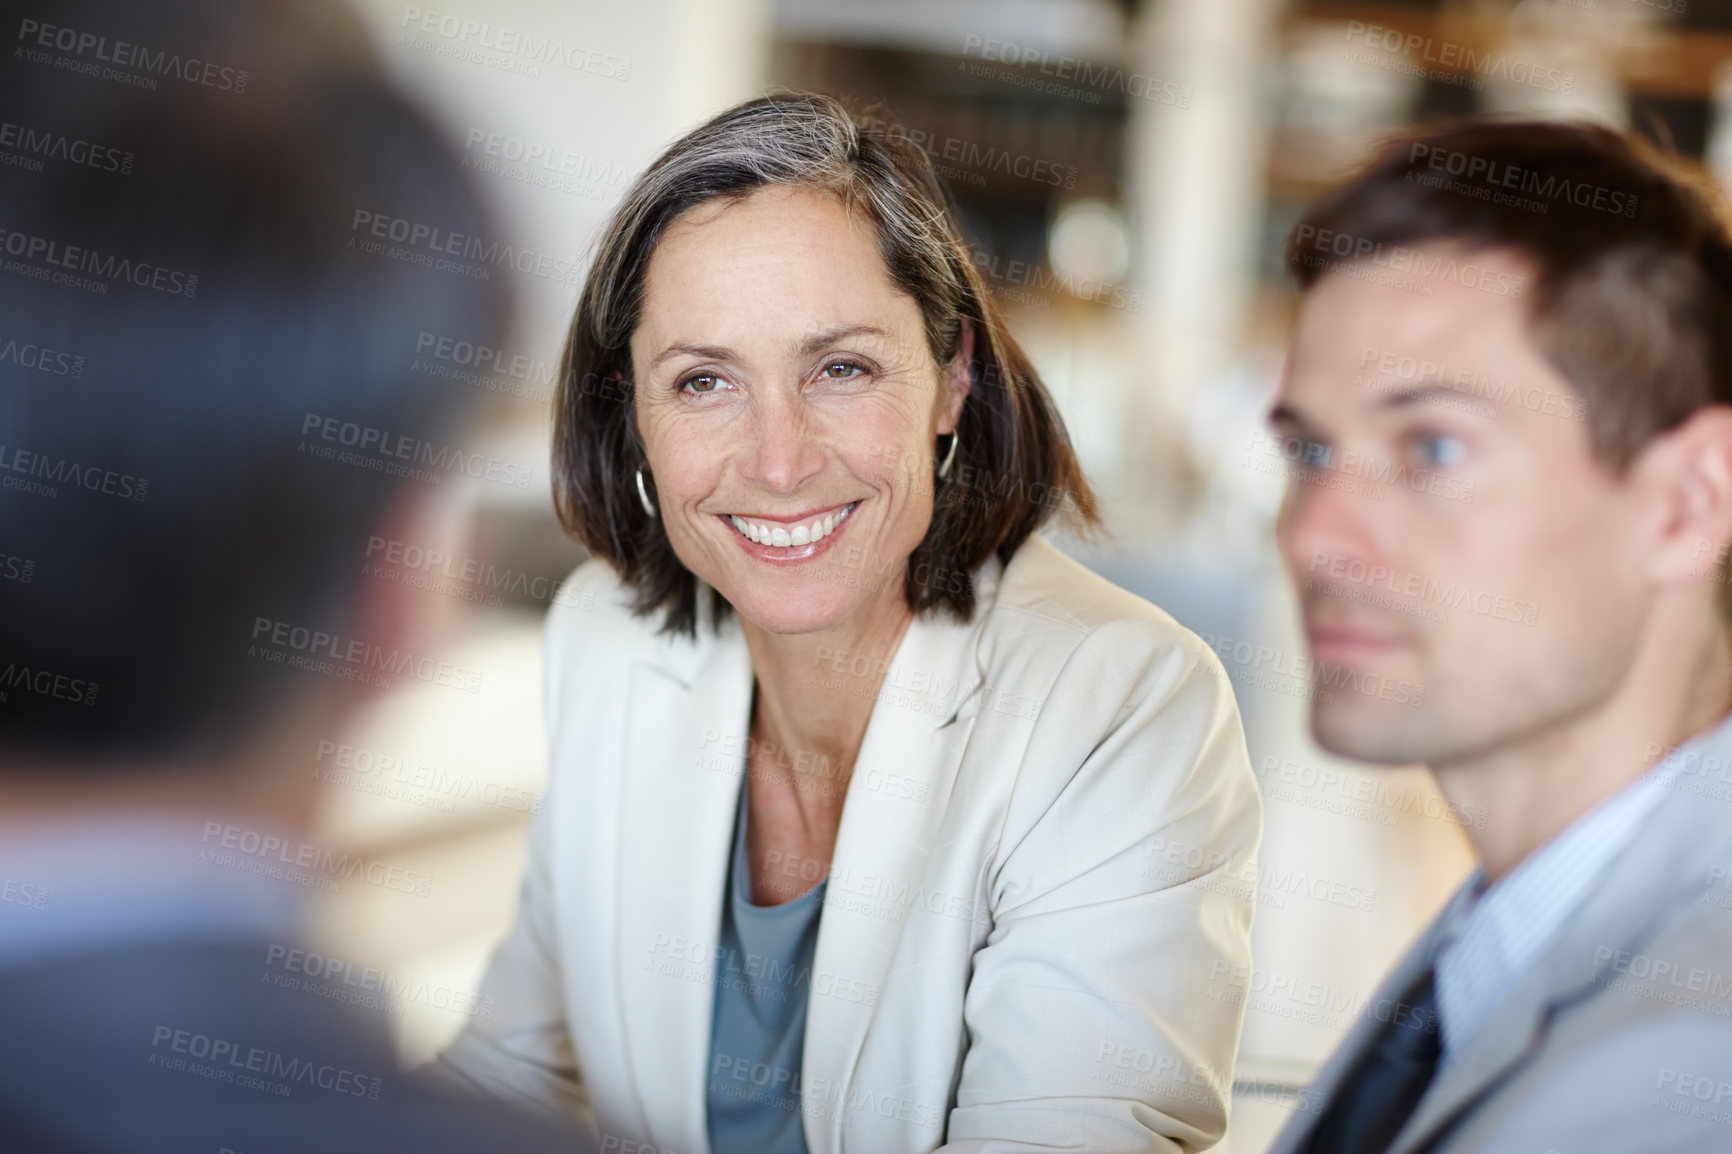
635, 466, 657, 518
936, 432, 959, 481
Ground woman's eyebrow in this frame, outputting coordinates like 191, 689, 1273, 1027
649, 342, 735, 369
649, 326, 899, 371
795, 324, 896, 357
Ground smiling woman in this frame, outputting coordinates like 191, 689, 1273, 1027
431, 92, 1262, 1154
629, 185, 977, 639
557, 94, 1093, 637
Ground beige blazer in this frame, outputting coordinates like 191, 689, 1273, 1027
434, 534, 1261, 1153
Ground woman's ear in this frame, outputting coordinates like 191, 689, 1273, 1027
940, 319, 975, 434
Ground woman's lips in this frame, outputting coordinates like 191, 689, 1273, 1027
719, 500, 859, 564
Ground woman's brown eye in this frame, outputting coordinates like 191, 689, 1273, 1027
685, 375, 718, 393
824, 361, 859, 378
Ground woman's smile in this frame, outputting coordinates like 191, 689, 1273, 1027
718, 499, 861, 564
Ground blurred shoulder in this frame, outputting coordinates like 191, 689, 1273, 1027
975, 536, 1234, 721
988, 534, 1207, 656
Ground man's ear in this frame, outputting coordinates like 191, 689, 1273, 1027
939, 318, 975, 434
1638, 405, 1732, 590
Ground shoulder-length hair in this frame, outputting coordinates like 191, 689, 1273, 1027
553, 90, 1099, 637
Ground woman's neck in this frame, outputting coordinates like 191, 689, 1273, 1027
739, 582, 915, 802
735, 584, 916, 905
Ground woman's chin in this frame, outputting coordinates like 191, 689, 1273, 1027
722, 586, 864, 638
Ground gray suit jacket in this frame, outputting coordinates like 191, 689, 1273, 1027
1266, 739, 1732, 1154
0, 939, 594, 1154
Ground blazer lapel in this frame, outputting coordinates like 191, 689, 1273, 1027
615, 620, 755, 1154
1388, 739, 1732, 1154
800, 579, 993, 1154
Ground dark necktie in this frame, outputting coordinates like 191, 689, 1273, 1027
1301, 965, 1442, 1154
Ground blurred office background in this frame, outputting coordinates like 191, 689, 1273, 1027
303, 0, 1732, 1148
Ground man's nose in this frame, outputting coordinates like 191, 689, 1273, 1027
1277, 459, 1388, 594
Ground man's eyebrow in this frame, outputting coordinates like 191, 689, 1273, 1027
649, 342, 735, 370
1375, 382, 1487, 413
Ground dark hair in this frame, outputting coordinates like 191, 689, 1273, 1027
1286, 120, 1732, 472
553, 91, 1099, 638
0, 0, 505, 764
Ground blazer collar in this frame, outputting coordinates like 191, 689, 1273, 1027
801, 581, 995, 1154
1387, 723, 1732, 1153
612, 557, 1003, 1154
614, 625, 754, 1154
1272, 710, 1732, 1154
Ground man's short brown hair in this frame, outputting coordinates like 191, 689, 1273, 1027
553, 92, 1098, 637
1287, 120, 1732, 471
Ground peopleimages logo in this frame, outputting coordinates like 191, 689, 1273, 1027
0, 335, 84, 378
1408, 143, 1639, 217
1341, 21, 1573, 95
314, 738, 544, 816
263, 944, 497, 1020
0, 442, 148, 502
412, 330, 555, 395
249, 614, 485, 695
0, 119, 134, 174
149, 1024, 380, 1098
960, 35, 1191, 107
199, 821, 434, 897
0, 226, 198, 296
0, 662, 99, 707
299, 412, 533, 490
1196, 628, 1426, 708
349, 209, 581, 287
1290, 224, 1525, 298
15, 18, 250, 92
397, 8, 632, 81
1355, 344, 1587, 423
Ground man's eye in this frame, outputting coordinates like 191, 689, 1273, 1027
1411, 432, 1466, 468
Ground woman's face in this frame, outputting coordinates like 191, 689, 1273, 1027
630, 185, 969, 636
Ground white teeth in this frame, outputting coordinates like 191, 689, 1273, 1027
730, 502, 856, 549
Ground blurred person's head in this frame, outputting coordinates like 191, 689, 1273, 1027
1272, 121, 1732, 770
554, 92, 1098, 640
0, 0, 505, 813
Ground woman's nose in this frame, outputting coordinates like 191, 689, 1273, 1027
739, 398, 825, 494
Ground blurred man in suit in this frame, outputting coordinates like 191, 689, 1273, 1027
1264, 121, 1732, 1153
0, 0, 588, 1150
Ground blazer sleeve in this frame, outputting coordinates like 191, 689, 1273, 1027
423, 577, 594, 1128
942, 617, 1262, 1153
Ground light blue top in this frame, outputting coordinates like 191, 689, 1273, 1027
1428, 727, 1721, 1067
705, 780, 827, 1154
